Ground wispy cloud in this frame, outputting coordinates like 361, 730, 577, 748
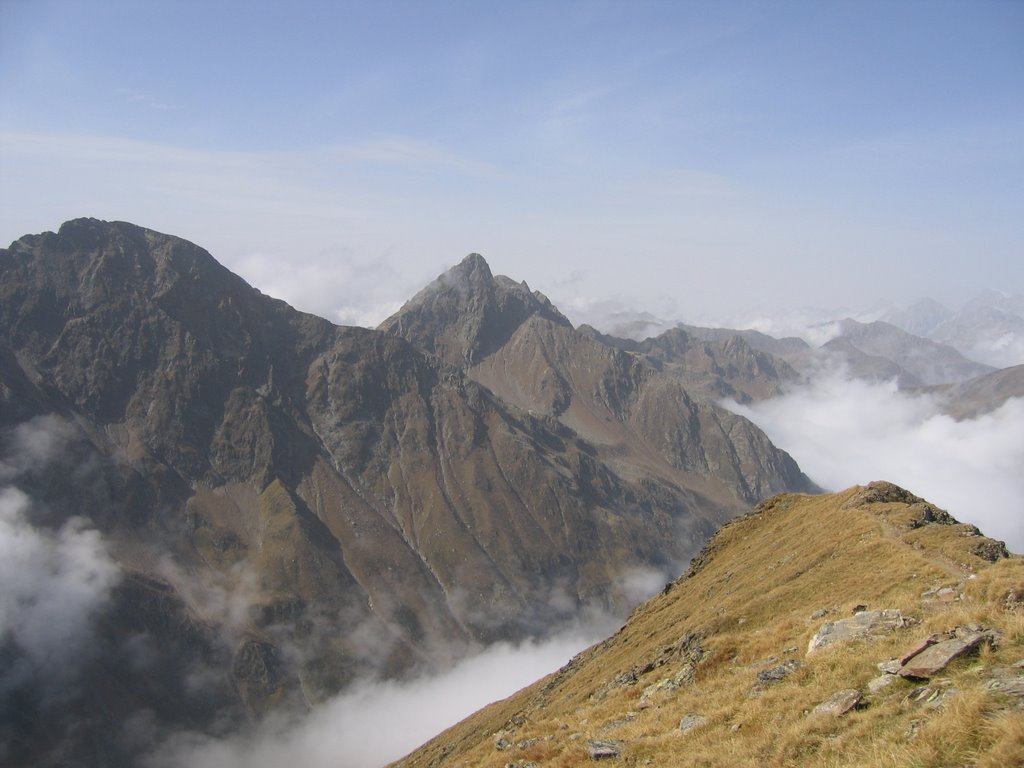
322, 137, 505, 177
113, 87, 181, 112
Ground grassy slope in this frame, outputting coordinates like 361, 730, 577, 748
391, 483, 1024, 768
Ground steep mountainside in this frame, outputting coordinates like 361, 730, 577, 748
829, 318, 994, 386
578, 325, 800, 404
676, 323, 820, 374
0, 220, 813, 767
393, 482, 1024, 768
932, 364, 1024, 420
381, 255, 812, 509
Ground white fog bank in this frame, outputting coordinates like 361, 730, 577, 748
727, 373, 1024, 553
148, 626, 607, 768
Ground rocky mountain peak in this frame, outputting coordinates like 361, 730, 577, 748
451, 251, 493, 280
4, 218, 255, 325
380, 252, 571, 365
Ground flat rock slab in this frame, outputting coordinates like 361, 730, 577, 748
757, 659, 804, 684
921, 585, 961, 603
905, 683, 956, 709
587, 740, 624, 760
899, 631, 992, 680
813, 689, 863, 717
679, 714, 707, 733
877, 658, 902, 675
808, 609, 908, 653
985, 668, 1024, 699
899, 634, 946, 665
868, 674, 896, 693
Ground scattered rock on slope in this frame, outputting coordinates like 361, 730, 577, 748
807, 609, 911, 653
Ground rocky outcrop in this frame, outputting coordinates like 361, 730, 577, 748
807, 609, 911, 653
897, 626, 997, 680
812, 689, 862, 717
678, 714, 707, 733
586, 739, 623, 760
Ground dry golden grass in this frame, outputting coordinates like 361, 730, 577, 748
391, 484, 1024, 768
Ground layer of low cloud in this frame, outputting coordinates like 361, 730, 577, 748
726, 372, 1024, 553
0, 417, 121, 700
233, 248, 406, 328
0, 488, 119, 697
148, 625, 605, 768
144, 571, 661, 768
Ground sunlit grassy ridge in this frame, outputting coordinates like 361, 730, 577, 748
392, 483, 1024, 767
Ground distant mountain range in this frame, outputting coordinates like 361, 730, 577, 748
0, 220, 813, 766
592, 298, 1024, 416
880, 292, 1024, 369
594, 289, 1024, 381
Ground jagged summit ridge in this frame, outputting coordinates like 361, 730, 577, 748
379, 252, 572, 364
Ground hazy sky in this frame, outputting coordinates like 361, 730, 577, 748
1, 0, 1022, 326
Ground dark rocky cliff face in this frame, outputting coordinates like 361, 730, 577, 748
0, 221, 812, 766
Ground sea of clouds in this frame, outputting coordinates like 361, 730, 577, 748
726, 370, 1024, 553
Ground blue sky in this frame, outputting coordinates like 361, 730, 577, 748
1, 0, 1022, 326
